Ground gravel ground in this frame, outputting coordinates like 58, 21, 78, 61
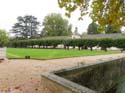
0, 53, 125, 93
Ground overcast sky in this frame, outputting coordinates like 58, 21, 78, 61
0, 0, 92, 34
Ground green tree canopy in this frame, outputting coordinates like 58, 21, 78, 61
41, 13, 72, 36
58, 0, 125, 31
12, 15, 40, 39
87, 22, 100, 34
0, 30, 9, 47
105, 24, 121, 34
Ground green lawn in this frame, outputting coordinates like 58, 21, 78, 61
7, 48, 121, 60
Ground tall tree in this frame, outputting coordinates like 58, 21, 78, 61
12, 15, 40, 39
42, 13, 72, 36
58, 0, 125, 31
87, 22, 100, 34
105, 24, 121, 34
0, 29, 9, 47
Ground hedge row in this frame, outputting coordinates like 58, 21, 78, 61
9, 38, 125, 51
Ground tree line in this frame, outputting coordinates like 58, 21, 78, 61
11, 13, 72, 39
9, 38, 125, 52
11, 13, 122, 40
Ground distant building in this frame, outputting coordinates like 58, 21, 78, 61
72, 27, 81, 39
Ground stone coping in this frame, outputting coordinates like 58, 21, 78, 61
56, 56, 124, 73
42, 72, 96, 93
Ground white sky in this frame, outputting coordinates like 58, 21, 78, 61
0, 0, 92, 34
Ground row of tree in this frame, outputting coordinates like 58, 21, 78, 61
11, 13, 72, 39
11, 13, 121, 40
9, 38, 125, 52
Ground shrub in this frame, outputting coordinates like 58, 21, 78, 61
85, 39, 99, 51
114, 38, 125, 52
98, 38, 114, 51
0, 30, 9, 47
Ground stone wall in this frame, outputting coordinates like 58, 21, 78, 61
41, 75, 73, 93
0, 47, 6, 60
41, 57, 125, 93
41, 72, 96, 93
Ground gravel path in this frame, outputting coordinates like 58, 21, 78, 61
0, 53, 125, 93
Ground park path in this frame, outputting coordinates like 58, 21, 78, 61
0, 53, 125, 93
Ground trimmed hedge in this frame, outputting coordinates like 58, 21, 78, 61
98, 38, 114, 51
114, 38, 125, 52
9, 38, 125, 51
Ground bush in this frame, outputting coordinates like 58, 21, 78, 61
85, 39, 99, 51
0, 30, 9, 47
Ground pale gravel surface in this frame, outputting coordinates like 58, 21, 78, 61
0, 53, 125, 93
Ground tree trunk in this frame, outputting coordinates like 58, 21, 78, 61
39, 45, 41, 49
84, 46, 88, 50
105, 48, 107, 52
32, 45, 33, 48
90, 47, 93, 51
64, 45, 66, 49
81, 46, 84, 50
67, 46, 69, 50
53, 45, 56, 49
43, 46, 45, 49
73, 46, 75, 49
78, 46, 81, 50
